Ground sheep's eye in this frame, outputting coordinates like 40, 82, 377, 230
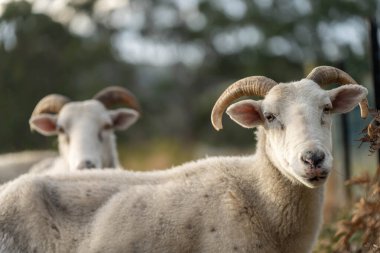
323, 105, 332, 114
103, 123, 112, 130
264, 113, 276, 122
57, 126, 65, 134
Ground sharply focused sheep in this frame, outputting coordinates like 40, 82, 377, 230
28, 86, 141, 173
0, 66, 369, 253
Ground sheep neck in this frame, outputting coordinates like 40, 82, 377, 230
235, 127, 325, 251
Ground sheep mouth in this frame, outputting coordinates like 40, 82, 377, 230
302, 169, 329, 182
303, 167, 329, 182
306, 175, 328, 182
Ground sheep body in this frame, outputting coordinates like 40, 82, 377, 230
79, 131, 323, 253
0, 149, 321, 253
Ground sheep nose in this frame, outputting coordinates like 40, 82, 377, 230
301, 150, 325, 168
77, 160, 96, 170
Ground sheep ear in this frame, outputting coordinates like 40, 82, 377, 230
226, 100, 263, 128
29, 114, 58, 136
328, 84, 368, 114
109, 108, 140, 131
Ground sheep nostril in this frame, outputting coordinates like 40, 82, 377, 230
77, 160, 96, 170
301, 150, 325, 167
85, 161, 96, 169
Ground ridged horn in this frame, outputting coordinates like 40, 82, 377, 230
211, 76, 278, 131
93, 86, 141, 112
306, 66, 369, 118
31, 94, 70, 117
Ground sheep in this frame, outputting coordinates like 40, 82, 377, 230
0, 66, 369, 253
28, 86, 141, 173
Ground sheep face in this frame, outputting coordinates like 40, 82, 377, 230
227, 80, 368, 188
30, 100, 139, 171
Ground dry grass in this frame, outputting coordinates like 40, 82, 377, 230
358, 110, 380, 154
333, 166, 380, 252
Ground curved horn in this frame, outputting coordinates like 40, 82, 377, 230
31, 94, 70, 116
306, 66, 369, 118
211, 76, 278, 131
93, 86, 141, 112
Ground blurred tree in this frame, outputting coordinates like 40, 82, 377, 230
0, 0, 377, 152
0, 1, 136, 152
120, 0, 377, 146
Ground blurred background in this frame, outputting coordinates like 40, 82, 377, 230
0, 0, 380, 251
0, 0, 378, 169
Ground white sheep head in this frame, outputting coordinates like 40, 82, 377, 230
211, 66, 369, 188
29, 86, 140, 171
